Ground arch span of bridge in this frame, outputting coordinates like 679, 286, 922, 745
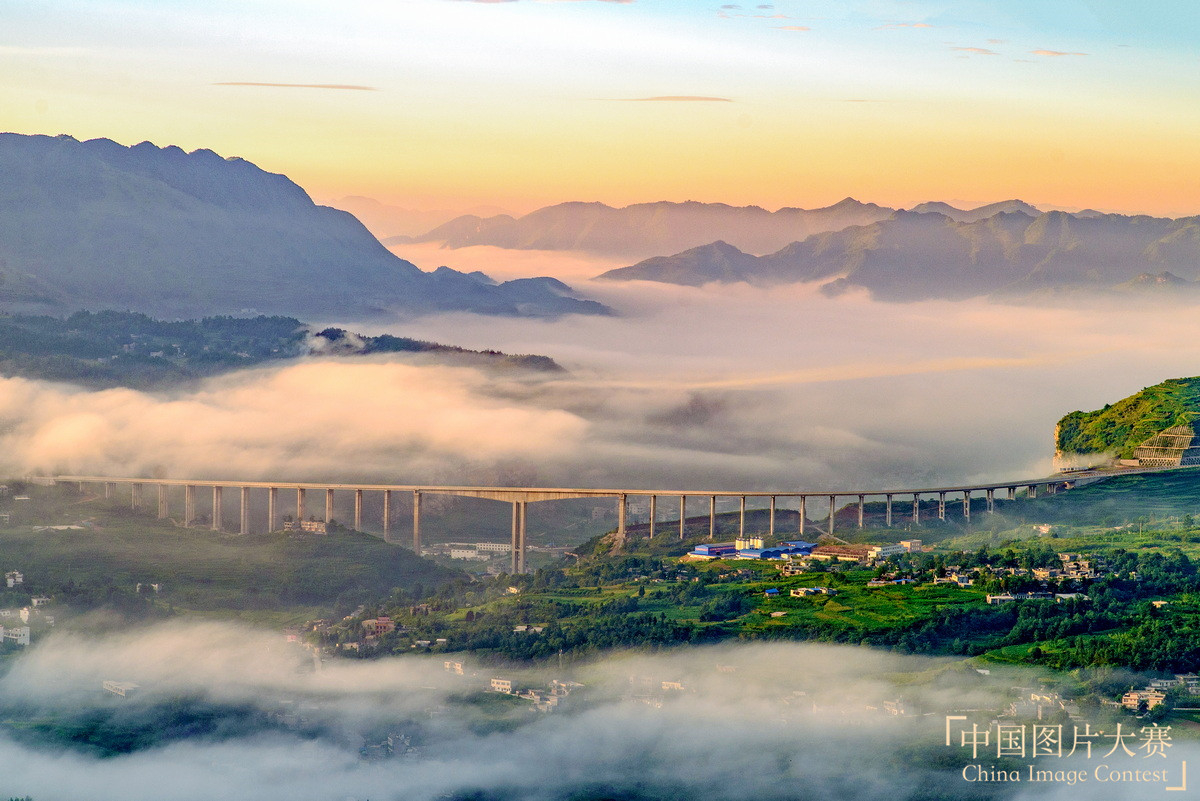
52, 466, 1175, 574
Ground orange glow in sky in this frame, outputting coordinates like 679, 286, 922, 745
2, 0, 1199, 217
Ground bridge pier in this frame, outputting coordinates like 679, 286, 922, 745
240, 487, 250, 535
739, 496, 746, 539
1008, 486, 1016, 501
649, 494, 656, 539
413, 491, 422, 554
131, 483, 142, 511
296, 487, 306, 523
799, 496, 806, 536
184, 485, 195, 526
986, 488, 995, 513
857, 494, 865, 528
828, 495, 836, 536
510, 503, 519, 572
963, 490, 971, 522
679, 495, 686, 540
267, 487, 278, 532
938, 492, 946, 521
912, 494, 920, 525
212, 486, 223, 532
510, 501, 527, 573
354, 489, 363, 531
325, 489, 335, 525
382, 490, 391, 543
708, 495, 716, 540
157, 484, 169, 519
518, 501, 527, 573
769, 496, 776, 538
617, 493, 627, 544
105, 482, 114, 500
1028, 484, 1037, 499
885, 494, 893, 527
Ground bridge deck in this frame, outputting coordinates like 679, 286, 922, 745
53, 464, 1195, 499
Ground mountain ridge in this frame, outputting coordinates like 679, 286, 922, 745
390, 197, 898, 258
596, 208, 1200, 300
0, 133, 609, 320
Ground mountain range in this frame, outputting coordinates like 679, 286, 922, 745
595, 209, 1200, 300
389, 198, 897, 258
0, 133, 609, 320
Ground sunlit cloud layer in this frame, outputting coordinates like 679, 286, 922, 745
3, 274, 1199, 492
0, 622, 1170, 801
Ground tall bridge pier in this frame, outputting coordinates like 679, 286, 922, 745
58, 465, 1156, 576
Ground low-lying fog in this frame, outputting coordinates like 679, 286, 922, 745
0, 622, 1173, 801
1, 245, 1196, 493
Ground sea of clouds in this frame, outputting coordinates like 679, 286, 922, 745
1, 250, 1197, 496
0, 622, 1177, 801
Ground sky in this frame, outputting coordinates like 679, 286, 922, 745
3, 0, 1200, 216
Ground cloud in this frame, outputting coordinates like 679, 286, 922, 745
212, 82, 378, 91
11, 259, 1200, 496
0, 623, 1186, 801
450, 0, 635, 3
775, 25, 812, 31
0, 360, 588, 483
615, 95, 734, 102
951, 46, 999, 55
1030, 49, 1089, 56
875, 22, 934, 29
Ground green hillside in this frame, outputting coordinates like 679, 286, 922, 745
0, 483, 464, 626
0, 310, 561, 389
1056, 376, 1200, 457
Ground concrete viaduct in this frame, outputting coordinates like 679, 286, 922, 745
53, 466, 1171, 574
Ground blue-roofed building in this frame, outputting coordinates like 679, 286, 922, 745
737, 542, 816, 559
689, 542, 738, 558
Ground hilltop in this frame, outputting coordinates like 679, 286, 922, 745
0, 133, 609, 320
0, 310, 562, 389
1056, 377, 1200, 460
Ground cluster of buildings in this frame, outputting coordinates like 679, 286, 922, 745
691, 538, 926, 566
432, 541, 512, 561
282, 518, 327, 534
435, 660, 583, 712
1, 569, 50, 646
486, 677, 582, 711
985, 592, 1090, 604
689, 537, 816, 561
789, 587, 838, 597
1032, 553, 1099, 581
1121, 674, 1200, 711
